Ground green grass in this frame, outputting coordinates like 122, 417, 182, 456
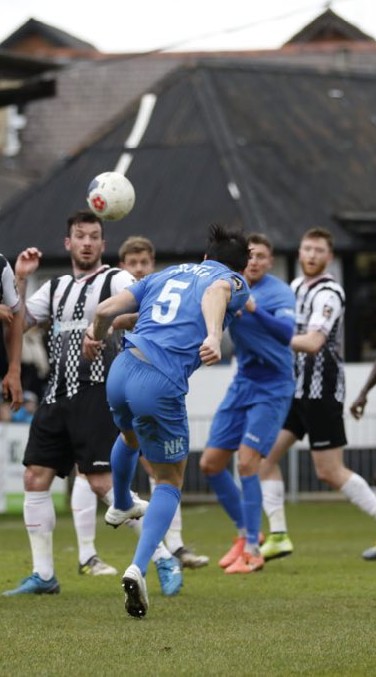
1, 502, 376, 676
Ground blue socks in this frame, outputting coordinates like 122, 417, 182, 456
110, 434, 139, 510
133, 484, 181, 576
240, 475, 262, 545
207, 469, 245, 530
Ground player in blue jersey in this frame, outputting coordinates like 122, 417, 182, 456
200, 233, 296, 573
83, 223, 249, 617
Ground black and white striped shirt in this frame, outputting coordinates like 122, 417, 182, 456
26, 265, 134, 403
0, 254, 21, 311
292, 274, 345, 402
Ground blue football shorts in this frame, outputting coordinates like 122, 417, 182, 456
106, 348, 189, 463
206, 376, 293, 456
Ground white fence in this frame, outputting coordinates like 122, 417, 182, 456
0, 363, 375, 511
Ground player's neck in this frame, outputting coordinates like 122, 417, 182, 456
72, 261, 104, 280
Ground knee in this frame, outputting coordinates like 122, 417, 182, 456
237, 455, 261, 478
24, 466, 50, 492
87, 473, 112, 499
314, 465, 335, 487
200, 454, 219, 476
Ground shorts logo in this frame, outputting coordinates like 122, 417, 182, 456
93, 461, 110, 466
164, 437, 185, 456
245, 432, 260, 443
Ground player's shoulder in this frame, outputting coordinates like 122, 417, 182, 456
0, 253, 11, 275
109, 266, 134, 282
228, 272, 248, 293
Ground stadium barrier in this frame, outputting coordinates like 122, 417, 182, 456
1, 364, 375, 511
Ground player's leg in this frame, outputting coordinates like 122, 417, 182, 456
105, 352, 147, 525
145, 456, 209, 569
200, 383, 248, 566
3, 402, 67, 596
308, 398, 376, 559
200, 445, 247, 567
225, 396, 292, 574
259, 399, 303, 561
224, 443, 264, 574
120, 351, 187, 617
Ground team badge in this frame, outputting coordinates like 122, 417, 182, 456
322, 304, 333, 319
231, 275, 244, 291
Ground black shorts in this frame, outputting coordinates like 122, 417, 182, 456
23, 385, 118, 477
283, 398, 347, 451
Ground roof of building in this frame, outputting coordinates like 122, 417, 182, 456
0, 18, 97, 52
1, 58, 375, 260
286, 8, 374, 44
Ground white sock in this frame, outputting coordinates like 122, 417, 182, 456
150, 476, 184, 553
164, 502, 184, 553
126, 515, 171, 561
71, 476, 97, 565
151, 541, 173, 562
341, 473, 376, 518
102, 488, 114, 507
261, 479, 288, 533
24, 490, 55, 581
148, 475, 182, 555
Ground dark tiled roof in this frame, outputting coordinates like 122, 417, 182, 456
286, 8, 374, 44
1, 60, 375, 260
0, 18, 97, 51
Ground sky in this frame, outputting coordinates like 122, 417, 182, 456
1, 0, 376, 54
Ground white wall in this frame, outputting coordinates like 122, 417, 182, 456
186, 362, 376, 449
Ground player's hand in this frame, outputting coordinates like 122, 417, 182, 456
199, 335, 221, 366
82, 331, 104, 360
350, 395, 367, 420
2, 370, 23, 411
15, 247, 42, 278
245, 295, 256, 313
0, 304, 13, 324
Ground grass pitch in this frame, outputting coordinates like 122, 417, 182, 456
1, 501, 376, 676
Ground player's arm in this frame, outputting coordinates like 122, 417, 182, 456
83, 288, 138, 360
291, 330, 326, 354
14, 247, 43, 329
246, 296, 295, 346
112, 312, 139, 331
2, 307, 24, 410
350, 362, 376, 420
292, 289, 342, 355
199, 279, 232, 366
1, 259, 26, 409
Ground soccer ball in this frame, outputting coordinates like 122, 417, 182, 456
87, 172, 135, 221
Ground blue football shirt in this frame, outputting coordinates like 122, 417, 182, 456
124, 260, 249, 393
230, 273, 295, 392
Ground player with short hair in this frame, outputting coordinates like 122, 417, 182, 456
260, 227, 376, 560
118, 234, 209, 569
83, 223, 250, 617
200, 234, 296, 573
2, 210, 147, 596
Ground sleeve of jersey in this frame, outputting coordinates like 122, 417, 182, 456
25, 280, 52, 326
228, 274, 250, 313
111, 270, 137, 292
125, 277, 147, 305
2, 261, 21, 311
308, 290, 343, 336
253, 307, 295, 345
